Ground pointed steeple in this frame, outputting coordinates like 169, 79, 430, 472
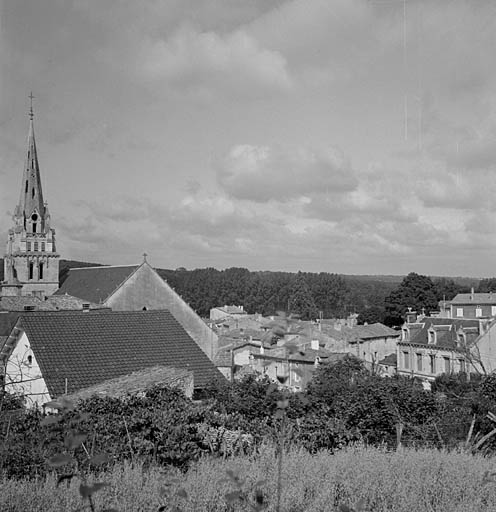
2, 95, 60, 299
14, 93, 47, 232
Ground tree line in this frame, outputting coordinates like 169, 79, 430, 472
0, 259, 484, 324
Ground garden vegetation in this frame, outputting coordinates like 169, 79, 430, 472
2, 356, 496, 510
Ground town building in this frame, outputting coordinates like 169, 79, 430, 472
210, 305, 247, 321
396, 317, 486, 382
345, 323, 400, 367
444, 290, 496, 319
1, 101, 59, 298
0, 310, 223, 407
56, 259, 219, 359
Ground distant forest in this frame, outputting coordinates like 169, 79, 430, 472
0, 258, 484, 323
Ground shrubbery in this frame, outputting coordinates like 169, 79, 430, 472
3, 356, 496, 479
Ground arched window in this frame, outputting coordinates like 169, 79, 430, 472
25, 180, 28, 193
28, 262, 34, 280
39, 263, 44, 280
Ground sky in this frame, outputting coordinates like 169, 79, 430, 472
1, 0, 496, 276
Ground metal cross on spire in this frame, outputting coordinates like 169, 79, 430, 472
29, 92, 35, 120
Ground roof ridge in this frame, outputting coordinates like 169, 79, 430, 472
69, 264, 139, 271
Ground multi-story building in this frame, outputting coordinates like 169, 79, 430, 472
445, 290, 496, 319
396, 317, 485, 383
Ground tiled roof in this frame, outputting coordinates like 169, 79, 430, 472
0, 296, 57, 311
214, 305, 247, 315
55, 265, 139, 303
65, 366, 194, 401
451, 293, 496, 305
379, 353, 397, 366
8, 310, 222, 396
45, 294, 108, 311
349, 323, 400, 340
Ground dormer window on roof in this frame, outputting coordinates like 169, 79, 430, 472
428, 330, 435, 344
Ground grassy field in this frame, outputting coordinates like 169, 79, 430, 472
2, 446, 496, 511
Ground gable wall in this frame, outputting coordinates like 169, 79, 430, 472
4, 331, 51, 407
106, 264, 218, 359
348, 335, 399, 365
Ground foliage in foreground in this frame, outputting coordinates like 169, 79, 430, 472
4, 358, 496, 482
3, 446, 496, 512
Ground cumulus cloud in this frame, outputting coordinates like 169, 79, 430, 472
140, 25, 292, 98
217, 145, 357, 202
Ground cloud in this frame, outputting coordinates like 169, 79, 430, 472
140, 25, 292, 98
217, 145, 357, 202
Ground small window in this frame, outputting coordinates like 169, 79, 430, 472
34, 242, 38, 252
32, 222, 37, 233
23, 305, 36, 312
32, 188, 35, 198
428, 331, 435, 344
26, 355, 33, 366
82, 303, 90, 310
25, 180, 28, 193
416, 353, 423, 372
444, 357, 451, 373
430, 355, 436, 374
28, 262, 34, 280
26, 242, 31, 252
456, 308, 463, 317
476, 307, 482, 318
491, 306, 496, 316
39, 263, 43, 280
41, 242, 45, 252
403, 351, 409, 369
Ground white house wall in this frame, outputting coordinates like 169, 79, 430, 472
5, 332, 51, 408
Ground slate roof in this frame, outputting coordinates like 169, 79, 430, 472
450, 293, 496, 305
4, 310, 223, 397
55, 265, 139, 303
401, 317, 481, 350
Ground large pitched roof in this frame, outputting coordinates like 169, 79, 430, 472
5, 310, 222, 396
451, 293, 496, 305
55, 265, 139, 303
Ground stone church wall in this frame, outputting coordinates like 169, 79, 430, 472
106, 264, 218, 359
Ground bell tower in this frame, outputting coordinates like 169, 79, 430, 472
1, 95, 60, 298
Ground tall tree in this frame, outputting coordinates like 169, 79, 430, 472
384, 272, 438, 326
478, 278, 496, 293
288, 272, 318, 320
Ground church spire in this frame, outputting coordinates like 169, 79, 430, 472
14, 93, 46, 230
2, 96, 59, 299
